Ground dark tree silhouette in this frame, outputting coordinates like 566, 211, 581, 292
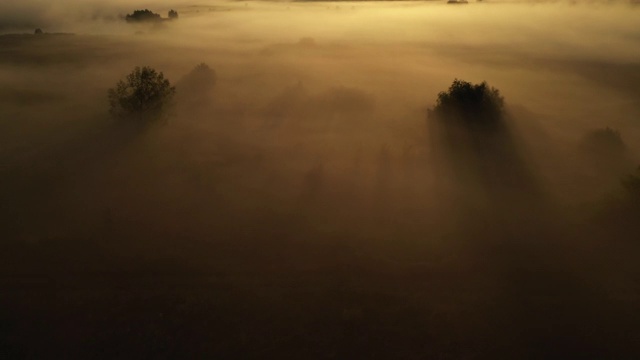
427, 79, 509, 171
34, 28, 43, 35
168, 10, 179, 19
429, 78, 504, 130
427, 79, 539, 210
108, 66, 175, 122
125, 9, 161, 23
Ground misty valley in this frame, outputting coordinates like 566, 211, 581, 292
1, 1, 639, 358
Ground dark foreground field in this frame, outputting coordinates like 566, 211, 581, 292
2, 219, 640, 359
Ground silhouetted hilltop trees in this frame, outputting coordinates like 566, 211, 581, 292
125, 9, 162, 23
108, 66, 175, 122
168, 10, 179, 19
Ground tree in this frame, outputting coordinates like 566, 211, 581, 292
427, 79, 538, 200
428, 79, 504, 130
168, 10, 179, 19
175, 63, 216, 111
125, 9, 161, 23
108, 66, 175, 122
178, 63, 216, 95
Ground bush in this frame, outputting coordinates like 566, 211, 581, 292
108, 66, 175, 122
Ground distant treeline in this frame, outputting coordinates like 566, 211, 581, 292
125, 9, 178, 23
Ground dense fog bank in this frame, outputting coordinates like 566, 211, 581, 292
1, 1, 639, 358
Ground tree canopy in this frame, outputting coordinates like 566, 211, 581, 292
429, 79, 504, 129
125, 9, 162, 23
108, 66, 175, 122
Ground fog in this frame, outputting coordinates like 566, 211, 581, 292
1, 1, 639, 358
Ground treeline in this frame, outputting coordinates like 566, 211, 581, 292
125, 9, 179, 23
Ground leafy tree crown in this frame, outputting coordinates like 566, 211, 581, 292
108, 66, 175, 121
429, 79, 504, 128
